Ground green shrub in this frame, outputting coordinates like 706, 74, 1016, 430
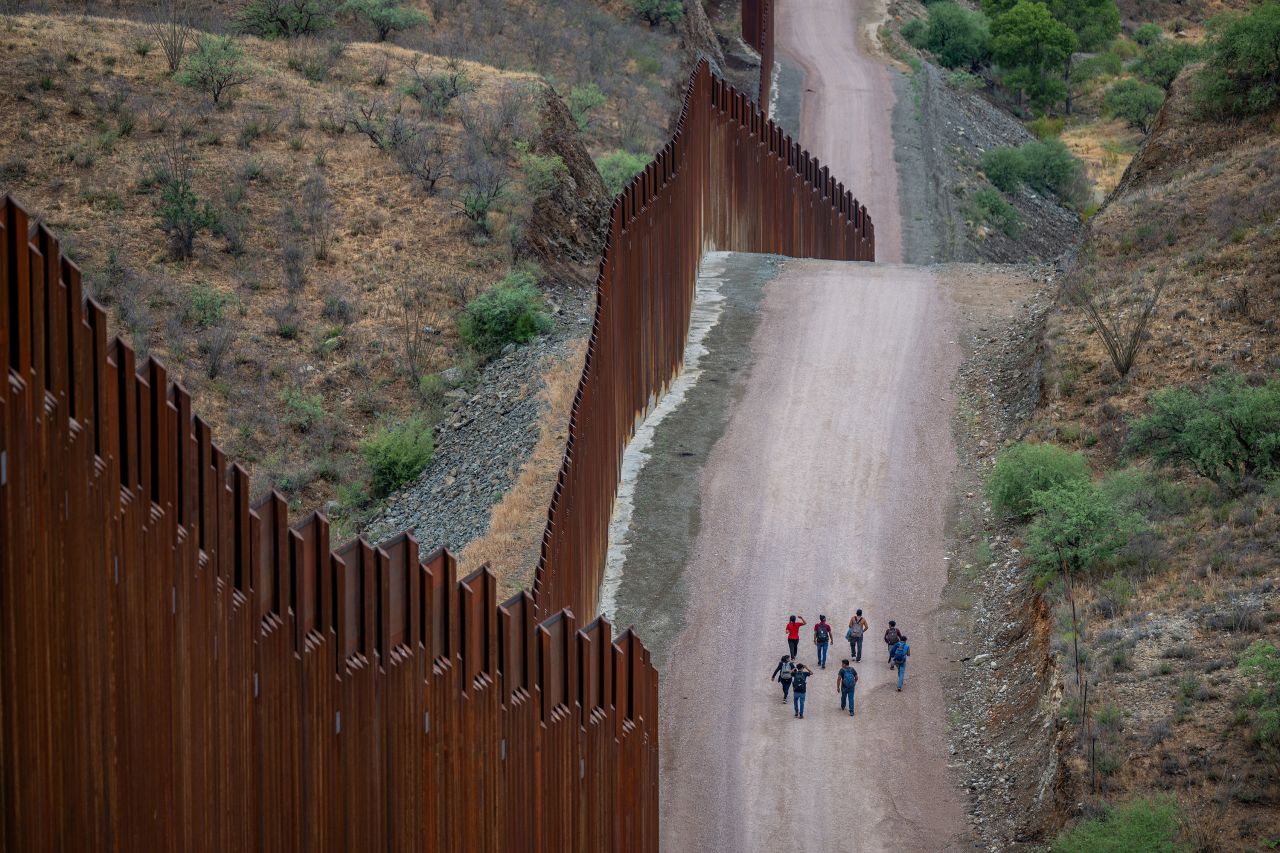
1018, 138, 1086, 201
567, 83, 606, 132
1028, 114, 1065, 138
1194, 1, 1280, 118
986, 441, 1090, 519
1104, 78, 1165, 132
982, 146, 1026, 192
990, 0, 1076, 112
901, 18, 928, 48
281, 388, 325, 433
185, 283, 232, 328
1052, 798, 1185, 852
156, 178, 217, 260
1074, 51, 1124, 84
921, 2, 991, 70
595, 150, 649, 197
177, 35, 253, 105
1096, 574, 1133, 616
1132, 22, 1164, 45
235, 0, 336, 38
970, 186, 1021, 236
1026, 479, 1140, 582
629, 0, 683, 26
1240, 640, 1280, 753
519, 146, 568, 197
1134, 40, 1201, 88
459, 269, 552, 358
1126, 373, 1280, 489
1099, 467, 1190, 519
947, 69, 985, 92
362, 415, 434, 498
341, 0, 426, 41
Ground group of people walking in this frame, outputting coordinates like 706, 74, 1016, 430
770, 612, 912, 719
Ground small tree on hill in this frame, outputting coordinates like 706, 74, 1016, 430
922, 2, 991, 71
1195, 1, 1280, 118
178, 35, 253, 105
1104, 78, 1164, 131
630, 0, 683, 28
235, 0, 336, 38
342, 0, 427, 41
991, 0, 1077, 113
1049, 0, 1120, 112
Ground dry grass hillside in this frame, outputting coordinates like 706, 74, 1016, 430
0, 12, 602, 529
1024, 69, 1280, 848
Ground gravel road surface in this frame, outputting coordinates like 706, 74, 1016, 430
641, 1, 972, 848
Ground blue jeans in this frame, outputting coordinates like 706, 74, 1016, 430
840, 686, 856, 714
816, 641, 829, 667
849, 635, 862, 660
897, 660, 907, 689
793, 691, 807, 716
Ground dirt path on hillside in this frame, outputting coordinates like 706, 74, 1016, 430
654, 262, 970, 851
776, 0, 904, 262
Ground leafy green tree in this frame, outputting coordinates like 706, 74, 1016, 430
1132, 22, 1163, 45
177, 35, 253, 105
1240, 640, 1280, 754
595, 150, 649, 197
342, 0, 427, 40
1049, 0, 1120, 111
991, 0, 1077, 112
1104, 78, 1165, 131
901, 18, 928, 48
567, 84, 606, 131
361, 415, 434, 498
630, 0, 683, 27
922, 2, 992, 70
1134, 40, 1201, 88
235, 0, 336, 37
986, 441, 1090, 519
459, 269, 553, 358
1051, 797, 1187, 853
1025, 479, 1140, 584
1195, 1, 1280, 117
1126, 373, 1280, 489
156, 179, 217, 259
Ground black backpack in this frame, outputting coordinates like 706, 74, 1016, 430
885, 627, 901, 645
791, 670, 810, 691
815, 623, 831, 643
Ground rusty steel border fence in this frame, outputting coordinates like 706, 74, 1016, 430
532, 59, 874, 621
1, 192, 659, 849
741, 0, 775, 104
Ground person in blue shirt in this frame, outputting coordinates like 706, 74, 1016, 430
891, 638, 911, 690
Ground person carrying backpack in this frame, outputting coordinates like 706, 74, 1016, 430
892, 639, 911, 690
791, 664, 812, 719
770, 654, 796, 702
836, 658, 859, 716
884, 620, 907, 669
846, 609, 868, 662
813, 615, 833, 669
785, 614, 807, 660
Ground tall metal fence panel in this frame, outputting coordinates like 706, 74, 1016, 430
0, 194, 659, 851
742, 0, 775, 104
533, 60, 874, 621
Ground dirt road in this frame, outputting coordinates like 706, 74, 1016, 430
776, 0, 905, 263
632, 1, 973, 849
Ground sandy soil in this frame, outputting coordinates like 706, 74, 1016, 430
655, 262, 971, 851
776, 0, 905, 262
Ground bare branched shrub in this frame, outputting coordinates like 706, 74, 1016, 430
460, 83, 535, 159
270, 299, 302, 339
394, 127, 451, 194
321, 280, 356, 324
395, 276, 430, 380
149, 0, 193, 73
370, 52, 390, 86
282, 237, 306, 293
347, 99, 417, 150
286, 37, 344, 82
301, 169, 333, 258
453, 154, 509, 235
1065, 272, 1166, 378
201, 325, 235, 378
402, 56, 473, 119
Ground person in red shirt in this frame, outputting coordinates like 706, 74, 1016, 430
785, 614, 807, 659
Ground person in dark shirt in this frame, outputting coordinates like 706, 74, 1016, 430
770, 654, 796, 702
790, 663, 812, 719
836, 658, 859, 716
813, 614, 833, 669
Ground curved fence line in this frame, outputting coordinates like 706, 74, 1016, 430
532, 59, 874, 621
0, 196, 657, 851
